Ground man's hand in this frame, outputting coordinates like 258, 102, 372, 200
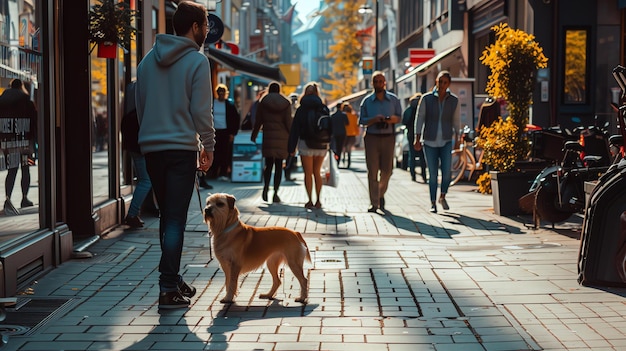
413, 134, 422, 151
198, 148, 214, 172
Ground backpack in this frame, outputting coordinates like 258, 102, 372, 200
303, 106, 332, 149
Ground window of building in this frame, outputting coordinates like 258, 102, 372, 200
398, 0, 422, 39
563, 28, 588, 104
0, 0, 42, 240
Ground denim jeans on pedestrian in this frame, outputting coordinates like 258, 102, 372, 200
145, 150, 197, 292
423, 141, 452, 203
127, 151, 152, 218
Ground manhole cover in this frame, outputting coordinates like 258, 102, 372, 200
313, 251, 347, 269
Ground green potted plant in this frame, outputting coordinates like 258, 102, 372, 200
89, 0, 137, 58
474, 23, 548, 215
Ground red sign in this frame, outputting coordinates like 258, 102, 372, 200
409, 49, 436, 66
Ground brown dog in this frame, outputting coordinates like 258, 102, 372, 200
203, 193, 311, 304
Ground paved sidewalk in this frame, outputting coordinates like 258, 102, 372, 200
2, 150, 625, 351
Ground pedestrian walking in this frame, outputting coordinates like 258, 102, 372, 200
241, 88, 265, 131
359, 71, 402, 213
330, 102, 348, 165
135, 1, 215, 309
1, 78, 37, 215
121, 80, 152, 228
342, 102, 359, 169
413, 70, 460, 213
402, 92, 427, 183
284, 92, 300, 181
206, 83, 239, 181
251, 81, 292, 203
288, 82, 331, 209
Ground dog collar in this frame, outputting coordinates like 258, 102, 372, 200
223, 220, 239, 234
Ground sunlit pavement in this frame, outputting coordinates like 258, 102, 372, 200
3, 150, 625, 351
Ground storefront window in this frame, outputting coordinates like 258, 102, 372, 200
90, 50, 109, 205
0, 0, 42, 242
563, 28, 588, 104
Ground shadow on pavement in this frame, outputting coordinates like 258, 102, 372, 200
382, 210, 461, 237
206, 301, 319, 350
121, 314, 206, 350
441, 213, 526, 235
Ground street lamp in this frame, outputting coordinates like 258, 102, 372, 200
358, 1, 378, 71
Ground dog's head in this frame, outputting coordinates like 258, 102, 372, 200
204, 193, 239, 232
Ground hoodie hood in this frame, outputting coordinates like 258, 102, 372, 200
299, 94, 324, 110
153, 34, 201, 67
259, 92, 291, 113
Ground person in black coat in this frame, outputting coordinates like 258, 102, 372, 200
0, 79, 37, 215
330, 103, 348, 165
402, 92, 427, 183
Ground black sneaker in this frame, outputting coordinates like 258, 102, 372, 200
124, 216, 144, 228
379, 197, 385, 210
158, 291, 190, 309
21, 198, 33, 208
178, 280, 196, 298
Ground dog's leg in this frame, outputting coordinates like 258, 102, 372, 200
221, 263, 240, 303
259, 254, 283, 300
287, 256, 308, 304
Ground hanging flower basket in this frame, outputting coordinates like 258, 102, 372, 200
97, 41, 117, 59
89, 0, 137, 58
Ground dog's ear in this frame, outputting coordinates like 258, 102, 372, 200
226, 194, 236, 209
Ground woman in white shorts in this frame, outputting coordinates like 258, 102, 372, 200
288, 82, 330, 209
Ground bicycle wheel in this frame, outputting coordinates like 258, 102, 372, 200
450, 149, 466, 185
535, 185, 574, 223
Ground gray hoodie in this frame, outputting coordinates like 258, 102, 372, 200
136, 34, 215, 154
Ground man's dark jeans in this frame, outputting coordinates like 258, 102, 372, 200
145, 150, 197, 292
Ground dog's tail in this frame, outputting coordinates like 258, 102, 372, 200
296, 232, 312, 263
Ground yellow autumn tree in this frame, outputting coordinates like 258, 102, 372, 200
321, 1, 366, 100
479, 23, 548, 134
475, 23, 548, 193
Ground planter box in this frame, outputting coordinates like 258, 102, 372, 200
490, 170, 539, 216
97, 42, 117, 58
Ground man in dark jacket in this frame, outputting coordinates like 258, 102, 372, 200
330, 102, 348, 165
402, 92, 427, 183
0, 79, 37, 215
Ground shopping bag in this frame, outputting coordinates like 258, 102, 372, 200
321, 150, 339, 187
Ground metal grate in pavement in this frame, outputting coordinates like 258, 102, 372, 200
0, 297, 75, 336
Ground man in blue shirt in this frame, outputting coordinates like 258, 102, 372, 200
359, 71, 402, 214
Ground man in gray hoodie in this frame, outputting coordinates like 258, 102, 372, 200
135, 1, 215, 309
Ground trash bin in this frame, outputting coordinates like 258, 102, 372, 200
231, 131, 263, 183
578, 161, 626, 287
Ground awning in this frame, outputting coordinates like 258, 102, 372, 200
207, 47, 286, 83
328, 89, 371, 110
396, 45, 461, 83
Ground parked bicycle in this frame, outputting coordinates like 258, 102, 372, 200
451, 125, 484, 185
